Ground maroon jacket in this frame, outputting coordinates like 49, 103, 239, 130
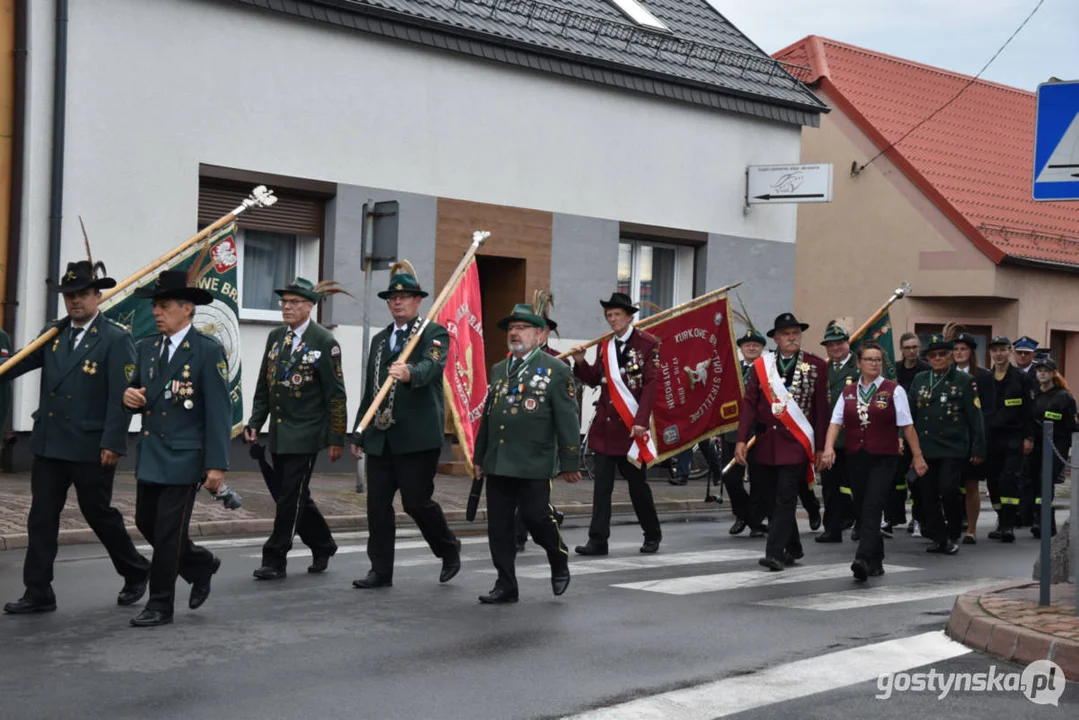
840, 379, 903, 456
574, 328, 659, 457
736, 350, 829, 467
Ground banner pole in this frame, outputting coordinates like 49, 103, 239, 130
850, 281, 911, 344
0, 186, 277, 378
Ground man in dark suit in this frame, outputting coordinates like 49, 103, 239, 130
2, 261, 150, 615
735, 313, 829, 571
816, 322, 859, 543
569, 292, 662, 556
350, 262, 460, 589
246, 278, 346, 580
122, 271, 231, 627
474, 303, 581, 604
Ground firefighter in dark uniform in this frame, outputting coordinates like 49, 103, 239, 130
350, 261, 461, 589
1023, 357, 1076, 539
474, 303, 581, 603
122, 271, 231, 627
246, 278, 347, 580
1012, 335, 1039, 527
887, 332, 929, 535
569, 292, 663, 556
909, 335, 986, 556
984, 336, 1026, 542
950, 331, 995, 544
2, 261, 150, 615
816, 322, 859, 543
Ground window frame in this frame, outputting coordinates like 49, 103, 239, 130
618, 238, 694, 317
235, 228, 321, 322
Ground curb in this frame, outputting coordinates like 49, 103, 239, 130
0, 499, 721, 551
946, 580, 1079, 680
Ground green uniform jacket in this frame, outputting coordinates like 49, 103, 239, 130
127, 328, 231, 485
2, 315, 135, 462
247, 322, 347, 454
354, 318, 449, 456
473, 350, 580, 480
910, 364, 987, 460
827, 355, 859, 449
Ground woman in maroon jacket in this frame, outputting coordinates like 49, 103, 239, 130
821, 342, 928, 581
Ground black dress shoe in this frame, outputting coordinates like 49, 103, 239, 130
926, 540, 959, 555
815, 532, 842, 543
781, 552, 799, 567
253, 566, 286, 581
551, 569, 570, 596
117, 578, 148, 607
440, 539, 462, 583
729, 518, 748, 535
478, 587, 519, 604
190, 557, 221, 610
808, 508, 822, 532
640, 539, 661, 554
308, 555, 331, 574
749, 526, 767, 538
758, 556, 785, 572
851, 559, 869, 582
1000, 528, 1015, 543
352, 570, 392, 589
868, 564, 885, 577
988, 527, 1003, 540
842, 518, 855, 531
130, 609, 173, 627
3, 596, 57, 614
850, 527, 860, 542
574, 542, 608, 556
668, 476, 688, 486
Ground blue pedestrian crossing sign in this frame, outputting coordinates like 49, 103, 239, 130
1033, 81, 1079, 201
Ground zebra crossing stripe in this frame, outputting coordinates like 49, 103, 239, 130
755, 578, 1009, 611
559, 631, 970, 719
493, 549, 762, 579
612, 562, 920, 595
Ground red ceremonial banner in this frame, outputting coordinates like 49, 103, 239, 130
439, 261, 487, 474
648, 296, 743, 461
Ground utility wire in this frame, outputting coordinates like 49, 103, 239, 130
852, 0, 1046, 176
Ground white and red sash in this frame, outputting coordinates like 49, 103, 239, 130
756, 352, 815, 482
603, 336, 657, 466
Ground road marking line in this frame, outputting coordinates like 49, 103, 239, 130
559, 631, 970, 719
755, 578, 1009, 611
612, 563, 920, 595
481, 549, 763, 579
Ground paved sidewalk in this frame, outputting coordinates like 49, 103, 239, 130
0, 470, 727, 551
948, 581, 1079, 680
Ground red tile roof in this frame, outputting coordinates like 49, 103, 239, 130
774, 36, 1079, 269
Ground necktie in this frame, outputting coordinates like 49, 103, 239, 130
615, 339, 625, 358
68, 327, 80, 352
508, 357, 521, 376
158, 336, 170, 374
392, 328, 405, 352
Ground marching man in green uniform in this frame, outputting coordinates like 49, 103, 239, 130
246, 278, 347, 580
909, 335, 986, 556
474, 304, 581, 604
350, 261, 461, 589
2, 261, 150, 615
817, 322, 858, 543
122, 271, 231, 626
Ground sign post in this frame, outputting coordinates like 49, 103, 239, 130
1033, 80, 1079, 201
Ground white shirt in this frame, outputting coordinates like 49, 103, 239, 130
835, 353, 852, 368
615, 327, 634, 344
162, 324, 192, 363
956, 365, 970, 374
286, 318, 310, 352
830, 376, 913, 427
70, 312, 99, 350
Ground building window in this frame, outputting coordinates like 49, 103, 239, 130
607, 0, 668, 31
236, 230, 320, 321
617, 240, 693, 319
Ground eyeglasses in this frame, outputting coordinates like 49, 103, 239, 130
279, 299, 311, 308
860, 357, 883, 363
506, 323, 535, 332
926, 351, 950, 359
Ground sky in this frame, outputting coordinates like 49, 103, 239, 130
714, 0, 1077, 91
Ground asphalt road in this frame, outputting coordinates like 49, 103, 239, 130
0, 513, 1074, 719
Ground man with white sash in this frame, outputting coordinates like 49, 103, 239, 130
569, 292, 662, 556
735, 313, 829, 571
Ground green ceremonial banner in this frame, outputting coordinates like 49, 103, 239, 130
854, 310, 898, 380
104, 223, 243, 436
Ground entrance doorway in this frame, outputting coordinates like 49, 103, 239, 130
476, 255, 527, 378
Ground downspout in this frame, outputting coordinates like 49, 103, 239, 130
46, 0, 68, 320
6, 0, 27, 338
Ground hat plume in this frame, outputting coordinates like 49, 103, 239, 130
313, 280, 355, 300
942, 322, 966, 342
185, 240, 215, 288
389, 260, 417, 279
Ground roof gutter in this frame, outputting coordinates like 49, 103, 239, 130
1000, 255, 1079, 274
5, 0, 27, 339
46, 0, 69, 320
